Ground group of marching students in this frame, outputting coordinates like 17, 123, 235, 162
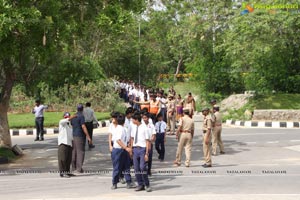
108, 107, 164, 192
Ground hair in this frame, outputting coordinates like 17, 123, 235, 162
213, 107, 220, 111
141, 107, 149, 113
77, 103, 84, 112
142, 112, 150, 119
86, 102, 91, 107
117, 113, 126, 125
132, 112, 142, 122
110, 111, 120, 118
156, 113, 163, 119
125, 107, 134, 115
188, 92, 192, 96
35, 100, 41, 104
183, 109, 190, 115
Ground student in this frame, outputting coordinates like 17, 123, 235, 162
130, 113, 152, 192
142, 112, 156, 176
155, 113, 167, 162
111, 114, 135, 190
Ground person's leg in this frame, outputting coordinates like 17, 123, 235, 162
133, 148, 143, 187
175, 134, 185, 165
58, 144, 64, 176
111, 148, 122, 186
155, 136, 161, 159
170, 115, 175, 134
184, 134, 193, 166
217, 127, 225, 153
66, 146, 73, 173
40, 117, 44, 140
35, 118, 40, 140
76, 137, 85, 172
147, 144, 153, 175
71, 139, 77, 171
161, 133, 165, 160
212, 128, 218, 155
203, 134, 212, 165
139, 148, 150, 187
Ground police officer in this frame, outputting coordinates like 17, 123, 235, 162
202, 108, 212, 168
212, 105, 225, 155
174, 108, 194, 167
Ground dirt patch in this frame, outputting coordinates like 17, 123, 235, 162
220, 94, 254, 112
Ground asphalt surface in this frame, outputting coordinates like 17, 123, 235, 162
1, 115, 300, 200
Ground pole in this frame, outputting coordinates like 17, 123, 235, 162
138, 20, 141, 85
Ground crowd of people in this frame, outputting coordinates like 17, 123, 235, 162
33, 81, 225, 192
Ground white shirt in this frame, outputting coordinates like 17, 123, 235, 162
58, 119, 73, 146
113, 125, 127, 149
131, 123, 150, 147
144, 122, 156, 142
124, 117, 134, 145
160, 97, 167, 108
32, 105, 48, 118
109, 123, 119, 142
155, 120, 167, 134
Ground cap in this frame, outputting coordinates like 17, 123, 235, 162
63, 112, 71, 118
201, 108, 210, 112
77, 104, 84, 111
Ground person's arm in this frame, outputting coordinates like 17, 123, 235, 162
117, 139, 131, 153
156, 102, 161, 116
145, 139, 150, 162
191, 122, 195, 138
82, 124, 92, 144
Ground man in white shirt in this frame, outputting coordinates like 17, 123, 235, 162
142, 112, 156, 176
130, 113, 152, 192
58, 112, 76, 178
155, 113, 167, 162
32, 100, 48, 141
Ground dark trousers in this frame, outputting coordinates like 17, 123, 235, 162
35, 117, 44, 139
155, 133, 165, 160
58, 144, 72, 175
72, 136, 85, 172
85, 122, 93, 147
133, 147, 149, 187
111, 148, 123, 185
147, 143, 153, 175
120, 150, 132, 183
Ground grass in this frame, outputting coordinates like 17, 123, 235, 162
0, 148, 17, 161
252, 93, 300, 109
8, 112, 110, 129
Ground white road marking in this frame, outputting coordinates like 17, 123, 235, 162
285, 145, 300, 152
267, 141, 279, 144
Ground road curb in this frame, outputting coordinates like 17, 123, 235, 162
226, 119, 300, 128
9, 120, 111, 136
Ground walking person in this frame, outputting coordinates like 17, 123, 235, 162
83, 102, 97, 150
130, 113, 152, 192
173, 108, 194, 167
58, 112, 76, 178
201, 108, 213, 168
212, 105, 225, 155
167, 94, 176, 135
32, 100, 48, 141
71, 104, 92, 174
142, 112, 156, 176
111, 114, 135, 190
176, 94, 184, 121
155, 113, 167, 162
184, 92, 196, 118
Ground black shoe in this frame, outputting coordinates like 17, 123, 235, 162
67, 173, 76, 177
148, 171, 152, 177
160, 159, 164, 162
89, 144, 95, 148
111, 184, 117, 190
202, 164, 212, 168
135, 185, 145, 191
34, 138, 39, 141
40, 138, 44, 141
220, 151, 225, 154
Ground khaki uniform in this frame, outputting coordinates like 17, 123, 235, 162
203, 114, 212, 165
175, 115, 194, 166
212, 111, 224, 154
167, 99, 176, 134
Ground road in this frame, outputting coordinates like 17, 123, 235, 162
0, 116, 300, 200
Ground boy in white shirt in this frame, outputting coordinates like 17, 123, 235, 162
155, 113, 167, 162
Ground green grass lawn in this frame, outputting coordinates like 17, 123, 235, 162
253, 94, 300, 109
8, 112, 110, 129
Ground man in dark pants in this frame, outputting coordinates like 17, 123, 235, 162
130, 113, 152, 192
32, 100, 48, 141
58, 112, 77, 178
83, 102, 97, 149
155, 113, 167, 162
71, 104, 92, 174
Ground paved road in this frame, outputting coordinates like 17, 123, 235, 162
1, 116, 300, 200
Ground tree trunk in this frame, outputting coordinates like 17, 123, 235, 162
0, 67, 15, 148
